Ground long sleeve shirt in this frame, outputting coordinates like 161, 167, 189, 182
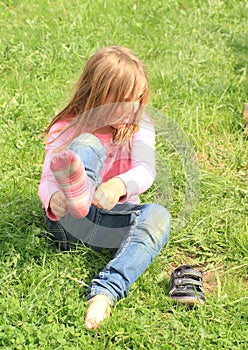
38, 115, 156, 220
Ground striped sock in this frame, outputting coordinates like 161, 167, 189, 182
50, 150, 92, 218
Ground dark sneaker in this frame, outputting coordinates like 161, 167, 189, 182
168, 265, 205, 305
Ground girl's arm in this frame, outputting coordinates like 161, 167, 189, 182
116, 117, 156, 200
91, 117, 155, 210
38, 122, 72, 220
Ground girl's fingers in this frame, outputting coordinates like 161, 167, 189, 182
92, 190, 116, 210
50, 191, 68, 217
55, 205, 67, 217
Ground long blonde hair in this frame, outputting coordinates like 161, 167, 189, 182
45, 46, 149, 145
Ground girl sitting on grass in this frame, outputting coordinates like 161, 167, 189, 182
38, 46, 171, 330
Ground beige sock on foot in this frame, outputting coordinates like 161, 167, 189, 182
84, 295, 112, 330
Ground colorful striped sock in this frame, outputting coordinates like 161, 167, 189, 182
50, 150, 93, 218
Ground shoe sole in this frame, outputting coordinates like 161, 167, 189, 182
171, 296, 205, 305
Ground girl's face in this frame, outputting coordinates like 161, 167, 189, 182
105, 90, 143, 130
111, 102, 140, 129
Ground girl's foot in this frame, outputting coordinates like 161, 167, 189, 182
84, 295, 112, 330
50, 150, 92, 218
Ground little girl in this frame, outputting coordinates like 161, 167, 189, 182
38, 46, 171, 330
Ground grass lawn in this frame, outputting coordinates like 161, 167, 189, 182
0, 0, 247, 349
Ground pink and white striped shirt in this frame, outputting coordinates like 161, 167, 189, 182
38, 115, 156, 220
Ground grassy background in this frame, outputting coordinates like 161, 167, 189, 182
0, 0, 247, 349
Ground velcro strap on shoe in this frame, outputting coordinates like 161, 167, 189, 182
174, 268, 202, 279
174, 277, 203, 287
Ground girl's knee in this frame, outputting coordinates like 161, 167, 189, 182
70, 133, 101, 147
136, 204, 170, 247
68, 133, 106, 158
147, 204, 171, 245
150, 204, 171, 224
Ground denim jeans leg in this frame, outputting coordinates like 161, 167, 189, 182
47, 133, 106, 246
45, 214, 81, 250
87, 203, 171, 305
67, 133, 106, 189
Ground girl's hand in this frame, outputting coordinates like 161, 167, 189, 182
92, 178, 126, 210
49, 191, 68, 218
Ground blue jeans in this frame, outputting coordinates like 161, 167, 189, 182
46, 134, 171, 305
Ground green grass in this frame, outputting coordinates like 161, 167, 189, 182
0, 0, 247, 348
